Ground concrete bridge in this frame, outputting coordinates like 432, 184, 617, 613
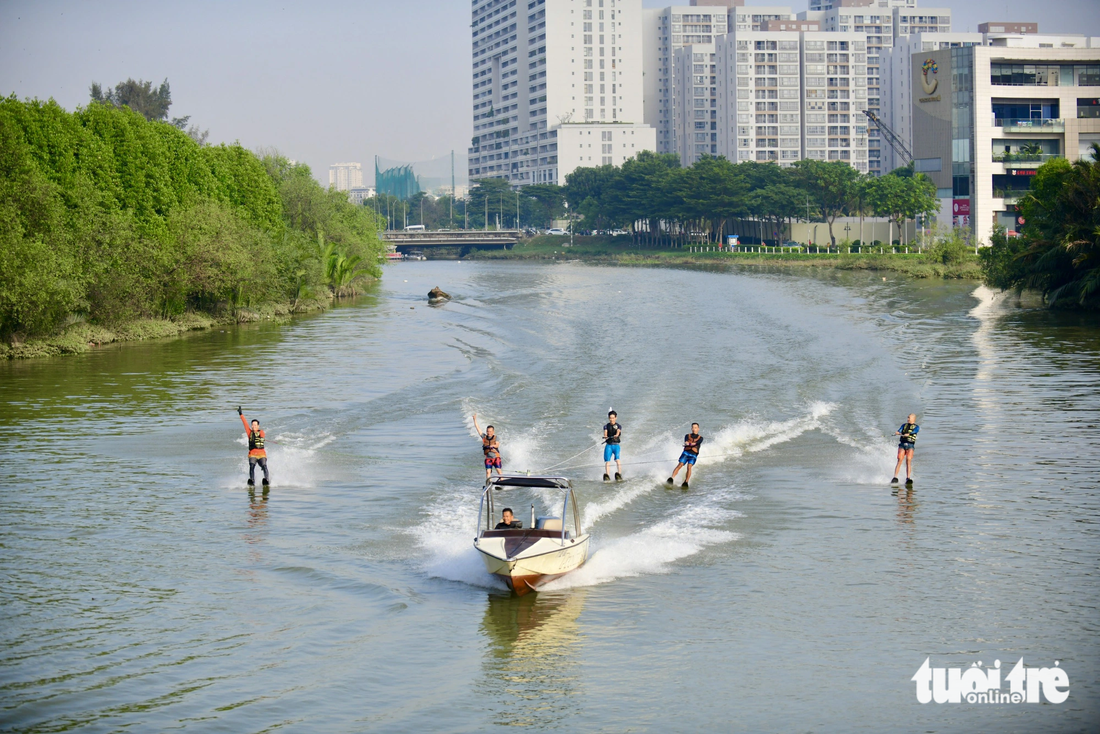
382, 229, 519, 254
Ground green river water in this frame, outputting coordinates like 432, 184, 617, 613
1, 261, 1097, 732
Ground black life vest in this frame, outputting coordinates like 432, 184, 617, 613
249, 430, 265, 451
900, 423, 918, 443
684, 433, 702, 454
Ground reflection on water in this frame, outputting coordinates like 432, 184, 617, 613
243, 488, 269, 566
477, 589, 588, 725
892, 486, 918, 527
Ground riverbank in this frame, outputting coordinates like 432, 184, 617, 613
466, 235, 982, 279
0, 298, 332, 360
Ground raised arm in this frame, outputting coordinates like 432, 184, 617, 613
238, 407, 249, 434
472, 413, 482, 437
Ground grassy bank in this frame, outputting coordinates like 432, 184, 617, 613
466, 235, 982, 279
0, 298, 334, 360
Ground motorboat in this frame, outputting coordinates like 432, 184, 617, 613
474, 474, 589, 595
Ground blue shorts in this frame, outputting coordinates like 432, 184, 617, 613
898, 442, 915, 452
678, 451, 698, 466
604, 444, 621, 462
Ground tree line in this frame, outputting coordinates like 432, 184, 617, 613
981, 144, 1100, 309
557, 152, 938, 247
0, 91, 384, 341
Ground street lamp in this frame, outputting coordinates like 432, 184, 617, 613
564, 201, 573, 247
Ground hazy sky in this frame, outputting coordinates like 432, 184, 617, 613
1, 0, 1097, 185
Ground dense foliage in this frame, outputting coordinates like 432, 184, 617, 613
981, 145, 1100, 309
0, 96, 383, 339
546, 152, 937, 247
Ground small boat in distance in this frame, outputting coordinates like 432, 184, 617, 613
474, 475, 589, 595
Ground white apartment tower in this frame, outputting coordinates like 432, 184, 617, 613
715, 29, 870, 170
798, 0, 952, 174
468, 0, 655, 186
672, 43, 718, 164
328, 162, 363, 192
642, 5, 733, 155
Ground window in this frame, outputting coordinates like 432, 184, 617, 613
1077, 66, 1100, 86
990, 63, 1061, 87
1079, 98, 1100, 119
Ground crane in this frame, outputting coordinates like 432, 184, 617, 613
863, 110, 913, 167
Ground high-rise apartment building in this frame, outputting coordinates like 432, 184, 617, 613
642, 4, 733, 154
468, 0, 655, 186
329, 162, 363, 192
672, 42, 718, 163
729, 5, 796, 31
714, 29, 869, 170
798, 0, 951, 174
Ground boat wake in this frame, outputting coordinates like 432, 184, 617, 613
222, 430, 338, 489
415, 402, 833, 591
582, 402, 834, 526
544, 497, 742, 591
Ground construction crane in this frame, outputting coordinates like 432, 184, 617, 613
863, 110, 913, 166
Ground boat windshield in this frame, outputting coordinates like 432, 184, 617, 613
477, 476, 582, 539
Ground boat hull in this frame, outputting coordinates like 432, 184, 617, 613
476, 535, 589, 596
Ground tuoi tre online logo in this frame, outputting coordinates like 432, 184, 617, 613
913, 657, 1069, 704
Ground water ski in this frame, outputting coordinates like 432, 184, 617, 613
603, 473, 610, 482
614, 472, 623, 482
905, 478, 914, 486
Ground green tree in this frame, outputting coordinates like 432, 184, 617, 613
981, 145, 1100, 308
792, 159, 861, 246
523, 184, 565, 228
90, 77, 189, 127
467, 177, 514, 229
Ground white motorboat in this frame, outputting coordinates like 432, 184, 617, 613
474, 475, 589, 595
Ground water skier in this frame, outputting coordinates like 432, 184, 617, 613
892, 414, 919, 485
667, 423, 703, 488
473, 413, 503, 480
238, 406, 269, 487
603, 409, 623, 481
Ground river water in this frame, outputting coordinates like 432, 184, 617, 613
1, 261, 1097, 732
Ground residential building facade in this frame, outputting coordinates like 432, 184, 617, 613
643, 4, 733, 155
468, 0, 655, 186
715, 28, 869, 171
799, 0, 952, 174
673, 42, 718, 163
329, 162, 363, 191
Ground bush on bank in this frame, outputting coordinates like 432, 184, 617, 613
980, 146, 1100, 310
0, 96, 385, 348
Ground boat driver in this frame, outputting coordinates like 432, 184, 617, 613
495, 508, 522, 529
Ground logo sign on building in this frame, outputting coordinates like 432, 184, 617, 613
918, 58, 940, 102
952, 199, 970, 216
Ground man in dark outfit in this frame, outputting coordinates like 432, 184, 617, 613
668, 423, 703, 488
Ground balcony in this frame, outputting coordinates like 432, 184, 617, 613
993, 118, 1064, 133
992, 188, 1031, 204
992, 152, 1063, 168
